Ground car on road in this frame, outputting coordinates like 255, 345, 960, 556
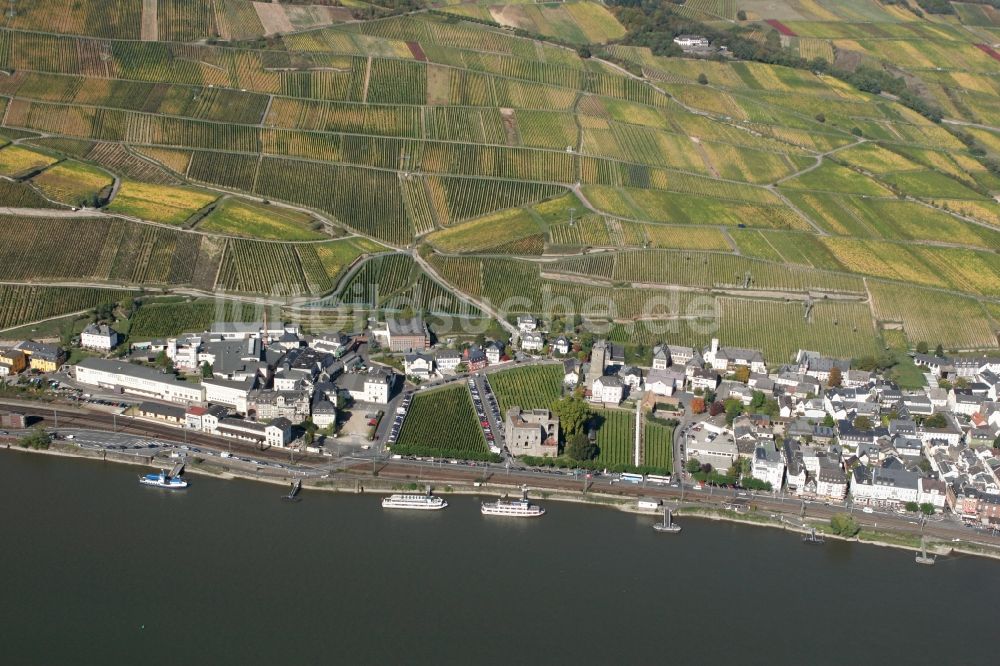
862, 507, 874, 514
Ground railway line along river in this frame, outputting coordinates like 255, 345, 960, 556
1, 452, 995, 665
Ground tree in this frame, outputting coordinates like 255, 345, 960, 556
919, 503, 935, 516
154, 350, 174, 372
830, 513, 860, 537
733, 365, 750, 384
822, 414, 835, 428
18, 427, 51, 450
709, 401, 725, 417
577, 46, 592, 58
827, 366, 842, 388
299, 420, 318, 447
934, 343, 944, 357
566, 432, 597, 461
905, 501, 920, 513
814, 112, 825, 123
853, 415, 873, 430
551, 396, 591, 438
750, 390, 766, 411
916, 341, 929, 354
200, 362, 213, 378
923, 412, 947, 429
690, 397, 706, 414
736, 9, 747, 20
697, 72, 708, 85
686, 458, 702, 474
724, 398, 743, 425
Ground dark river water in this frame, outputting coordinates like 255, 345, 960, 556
1, 452, 996, 665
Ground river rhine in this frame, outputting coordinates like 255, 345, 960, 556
1, 452, 996, 665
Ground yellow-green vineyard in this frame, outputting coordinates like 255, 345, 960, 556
0, 2, 999, 359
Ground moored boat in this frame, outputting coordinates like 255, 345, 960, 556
481, 496, 545, 517
139, 470, 188, 489
382, 493, 448, 510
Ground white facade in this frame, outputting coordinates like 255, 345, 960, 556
202, 378, 253, 414
74, 358, 204, 404
592, 376, 624, 404
553, 337, 571, 355
517, 316, 537, 333
520, 332, 545, 352
851, 468, 919, 506
435, 351, 462, 373
80, 324, 119, 351
751, 443, 785, 489
364, 374, 391, 404
404, 354, 434, 379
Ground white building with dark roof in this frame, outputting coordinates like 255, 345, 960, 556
751, 441, 785, 489
81, 323, 120, 351
74, 358, 204, 404
592, 375, 624, 404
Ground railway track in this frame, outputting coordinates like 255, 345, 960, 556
0, 400, 323, 464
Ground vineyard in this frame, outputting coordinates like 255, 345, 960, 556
128, 300, 264, 339
0, 4, 992, 355
394, 384, 489, 458
488, 364, 565, 416
643, 420, 674, 471
594, 409, 635, 468
0, 285, 136, 330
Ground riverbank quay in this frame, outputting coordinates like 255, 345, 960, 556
5, 435, 1000, 563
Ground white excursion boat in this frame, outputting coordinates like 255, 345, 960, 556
381, 493, 448, 510
481, 495, 545, 517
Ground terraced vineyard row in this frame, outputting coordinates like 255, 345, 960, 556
0, 285, 137, 330
128, 300, 263, 338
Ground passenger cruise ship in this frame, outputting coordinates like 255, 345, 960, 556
139, 470, 188, 489
481, 496, 545, 517
381, 493, 448, 510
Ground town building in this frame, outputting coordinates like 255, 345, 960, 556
485, 341, 504, 365
751, 441, 785, 489
504, 407, 559, 457
202, 376, 256, 414
464, 346, 488, 371
137, 401, 187, 425
0, 349, 27, 376
216, 416, 292, 448
309, 331, 351, 357
516, 316, 537, 333
74, 358, 205, 404
336, 367, 393, 405
851, 464, 920, 507
591, 375, 624, 405
520, 332, 545, 352
249, 390, 311, 422
686, 426, 738, 473
552, 337, 571, 355
404, 352, 434, 380
645, 368, 682, 397
815, 458, 848, 500
651, 344, 670, 370
14, 341, 66, 372
371, 318, 429, 352
673, 34, 709, 49
435, 349, 462, 374
80, 324, 120, 352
